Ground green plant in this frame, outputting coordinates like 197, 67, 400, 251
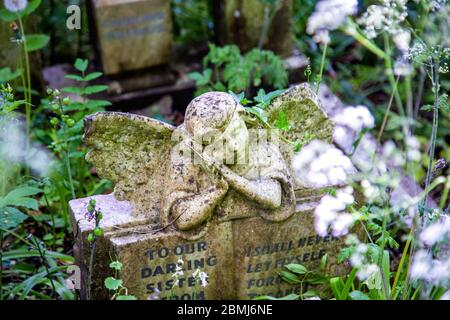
189, 44, 288, 95
104, 260, 137, 300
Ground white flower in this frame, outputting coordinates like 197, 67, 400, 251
358, 0, 408, 39
192, 269, 208, 287
307, 0, 358, 44
292, 140, 356, 188
393, 30, 411, 52
332, 105, 375, 133
410, 250, 431, 279
420, 216, 450, 246
440, 291, 450, 300
4, 0, 27, 12
314, 187, 355, 237
394, 57, 413, 76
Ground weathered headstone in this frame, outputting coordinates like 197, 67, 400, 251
90, 0, 173, 75
213, 0, 293, 57
70, 84, 349, 300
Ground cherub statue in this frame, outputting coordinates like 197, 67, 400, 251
84, 84, 333, 239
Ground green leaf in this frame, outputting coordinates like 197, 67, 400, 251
104, 277, 122, 290
284, 264, 307, 275
62, 87, 84, 95
85, 100, 112, 109
0, 9, 17, 22
349, 290, 370, 300
246, 107, 267, 123
64, 74, 84, 81
420, 104, 433, 112
3, 186, 41, 200
275, 111, 290, 132
278, 270, 300, 284
116, 295, 137, 300
74, 59, 88, 73
84, 85, 108, 95
188, 69, 211, 86
83, 72, 103, 82
109, 261, 123, 271
25, 34, 50, 52
22, 0, 42, 16
0, 206, 28, 230
0, 68, 22, 82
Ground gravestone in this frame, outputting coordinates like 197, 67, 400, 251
70, 84, 349, 300
90, 0, 173, 75
213, 0, 293, 57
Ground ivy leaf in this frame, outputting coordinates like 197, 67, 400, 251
0, 206, 28, 230
74, 59, 88, 73
349, 290, 370, 300
229, 91, 251, 106
109, 261, 123, 271
104, 277, 122, 290
25, 34, 50, 52
84, 85, 108, 95
275, 111, 290, 132
0, 68, 22, 82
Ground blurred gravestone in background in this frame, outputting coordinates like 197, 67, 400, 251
89, 0, 173, 75
213, 0, 293, 57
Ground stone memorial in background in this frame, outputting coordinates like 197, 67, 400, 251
90, 0, 173, 75
213, 0, 293, 57
70, 84, 347, 300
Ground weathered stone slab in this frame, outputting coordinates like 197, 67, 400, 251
214, 0, 293, 57
233, 209, 345, 299
91, 0, 172, 75
70, 193, 347, 300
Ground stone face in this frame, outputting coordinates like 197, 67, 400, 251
92, 0, 173, 75
216, 0, 293, 57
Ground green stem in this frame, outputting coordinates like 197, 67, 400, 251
17, 15, 32, 138
32, 236, 56, 297
390, 227, 414, 300
422, 59, 440, 210
316, 42, 328, 93
383, 34, 405, 117
43, 192, 57, 250
0, 230, 3, 300
87, 241, 96, 300
377, 211, 390, 300
342, 20, 387, 60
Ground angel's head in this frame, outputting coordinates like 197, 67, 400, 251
184, 92, 249, 165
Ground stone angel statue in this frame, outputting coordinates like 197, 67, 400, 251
84, 84, 333, 239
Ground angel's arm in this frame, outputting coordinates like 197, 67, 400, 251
172, 183, 228, 231
215, 164, 282, 210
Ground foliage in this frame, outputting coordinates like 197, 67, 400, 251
189, 44, 288, 95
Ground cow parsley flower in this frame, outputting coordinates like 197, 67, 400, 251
307, 0, 358, 44
420, 215, 450, 246
332, 105, 375, 133
292, 140, 356, 188
4, 0, 27, 12
314, 186, 355, 237
358, 0, 408, 41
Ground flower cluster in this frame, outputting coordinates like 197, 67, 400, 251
314, 186, 355, 237
358, 0, 409, 40
307, 0, 358, 44
292, 139, 356, 188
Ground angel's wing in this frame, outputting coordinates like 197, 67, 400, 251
84, 112, 176, 221
266, 83, 334, 189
